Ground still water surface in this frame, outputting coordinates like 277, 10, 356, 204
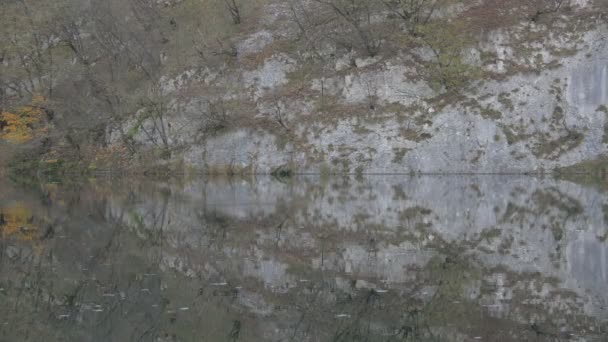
0, 176, 607, 341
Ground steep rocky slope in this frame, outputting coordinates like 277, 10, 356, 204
1, 0, 607, 175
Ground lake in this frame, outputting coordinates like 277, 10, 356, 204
0, 175, 607, 341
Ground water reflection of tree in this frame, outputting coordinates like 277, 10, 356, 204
0, 189, 170, 340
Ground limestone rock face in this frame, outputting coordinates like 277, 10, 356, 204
106, 6, 608, 175
183, 129, 296, 174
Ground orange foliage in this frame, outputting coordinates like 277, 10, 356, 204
0, 95, 47, 144
0, 202, 39, 241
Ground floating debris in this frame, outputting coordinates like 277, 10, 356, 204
210, 282, 228, 286
179, 307, 190, 311
89, 304, 103, 313
102, 293, 116, 297
141, 288, 151, 293
335, 314, 351, 318
57, 314, 70, 319
375, 289, 388, 293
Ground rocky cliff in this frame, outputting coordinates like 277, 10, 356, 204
1, 0, 607, 175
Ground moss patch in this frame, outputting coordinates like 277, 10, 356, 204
554, 157, 608, 192
498, 92, 514, 111
392, 147, 411, 163
532, 130, 585, 160
500, 124, 530, 145
479, 106, 503, 120
598, 105, 608, 144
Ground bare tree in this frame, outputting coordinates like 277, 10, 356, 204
198, 99, 232, 137
55, 20, 92, 66
132, 87, 172, 157
2, 0, 59, 100
194, 34, 238, 62
312, 0, 385, 57
222, 0, 241, 24
382, 0, 439, 33
288, 0, 331, 60
531, 0, 567, 21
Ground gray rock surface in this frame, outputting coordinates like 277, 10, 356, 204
107, 9, 608, 175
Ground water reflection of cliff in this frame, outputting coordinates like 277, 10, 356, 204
1, 176, 607, 341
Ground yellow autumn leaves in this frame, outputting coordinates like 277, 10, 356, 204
0, 95, 47, 144
0, 202, 38, 241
